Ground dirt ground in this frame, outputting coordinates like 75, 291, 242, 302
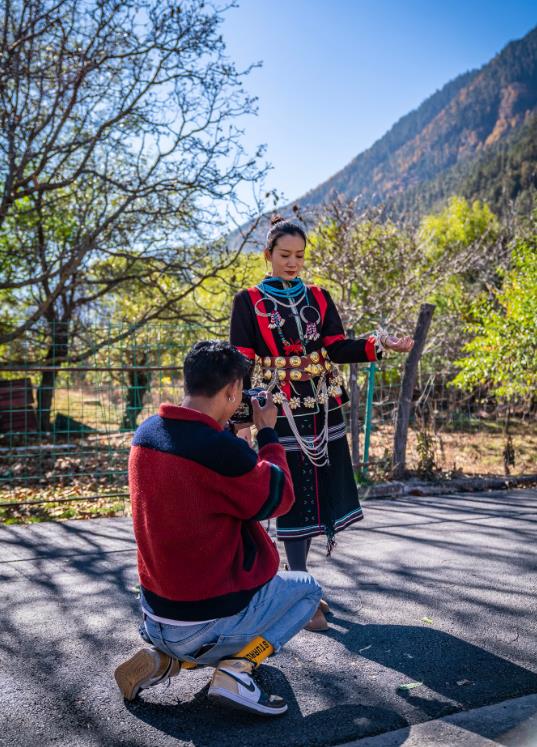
366, 421, 536, 479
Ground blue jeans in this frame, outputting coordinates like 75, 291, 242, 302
142, 571, 322, 667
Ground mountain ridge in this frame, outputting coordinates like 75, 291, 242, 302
291, 25, 537, 218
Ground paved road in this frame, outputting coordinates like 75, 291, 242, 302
1, 489, 536, 747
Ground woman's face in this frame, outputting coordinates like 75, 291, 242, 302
265, 233, 306, 280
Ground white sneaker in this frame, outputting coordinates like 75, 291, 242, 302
208, 657, 288, 716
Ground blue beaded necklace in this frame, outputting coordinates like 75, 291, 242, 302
256, 277, 312, 354
257, 277, 306, 300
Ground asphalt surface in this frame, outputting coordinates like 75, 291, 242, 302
1, 488, 536, 747
341, 694, 537, 746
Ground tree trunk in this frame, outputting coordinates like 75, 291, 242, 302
121, 352, 152, 430
392, 303, 435, 479
37, 368, 55, 433
36, 320, 69, 433
503, 404, 515, 475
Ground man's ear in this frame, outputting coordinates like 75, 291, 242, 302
224, 380, 241, 402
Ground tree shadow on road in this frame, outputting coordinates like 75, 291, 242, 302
2, 493, 537, 747
118, 617, 537, 747
124, 664, 410, 747
325, 619, 537, 715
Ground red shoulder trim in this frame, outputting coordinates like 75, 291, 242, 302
247, 287, 291, 399
247, 287, 279, 356
235, 345, 256, 360
308, 285, 328, 324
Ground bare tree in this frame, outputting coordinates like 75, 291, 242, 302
0, 0, 268, 427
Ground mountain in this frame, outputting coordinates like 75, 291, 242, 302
389, 109, 537, 217
294, 25, 537, 219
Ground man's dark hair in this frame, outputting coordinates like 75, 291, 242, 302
183, 341, 251, 397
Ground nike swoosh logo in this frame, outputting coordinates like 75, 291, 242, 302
219, 668, 257, 693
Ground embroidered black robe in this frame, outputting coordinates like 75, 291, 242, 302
230, 280, 380, 547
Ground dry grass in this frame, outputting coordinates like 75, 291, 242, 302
50, 384, 181, 432
366, 420, 537, 478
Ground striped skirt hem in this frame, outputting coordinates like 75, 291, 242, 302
276, 507, 364, 541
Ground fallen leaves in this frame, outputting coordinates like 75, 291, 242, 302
397, 682, 423, 691
0, 486, 129, 524
0, 440, 130, 524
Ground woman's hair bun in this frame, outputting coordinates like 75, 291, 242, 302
270, 213, 285, 226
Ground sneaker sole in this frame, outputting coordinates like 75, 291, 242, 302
208, 686, 288, 716
114, 650, 159, 701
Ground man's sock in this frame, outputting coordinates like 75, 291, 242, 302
177, 636, 274, 671
233, 636, 274, 667
181, 660, 198, 669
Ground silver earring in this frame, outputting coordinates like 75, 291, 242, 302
228, 395, 236, 403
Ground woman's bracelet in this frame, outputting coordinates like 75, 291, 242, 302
372, 327, 390, 354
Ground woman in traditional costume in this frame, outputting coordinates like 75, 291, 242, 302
230, 214, 413, 630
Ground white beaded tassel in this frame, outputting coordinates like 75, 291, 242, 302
280, 379, 330, 467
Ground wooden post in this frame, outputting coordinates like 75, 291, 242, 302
362, 362, 376, 478
347, 328, 360, 470
392, 303, 435, 479
349, 362, 360, 469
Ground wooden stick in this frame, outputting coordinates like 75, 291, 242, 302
392, 303, 435, 479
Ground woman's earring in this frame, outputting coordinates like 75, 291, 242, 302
228, 395, 236, 403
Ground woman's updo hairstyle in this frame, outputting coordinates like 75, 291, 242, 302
265, 210, 307, 254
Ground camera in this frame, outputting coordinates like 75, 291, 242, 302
230, 387, 267, 425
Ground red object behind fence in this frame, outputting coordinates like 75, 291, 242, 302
0, 378, 38, 435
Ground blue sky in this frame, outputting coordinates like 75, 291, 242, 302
221, 0, 536, 209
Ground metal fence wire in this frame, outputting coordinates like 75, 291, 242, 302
0, 323, 193, 518
0, 323, 535, 521
355, 363, 536, 482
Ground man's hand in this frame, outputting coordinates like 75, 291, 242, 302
252, 391, 278, 431
384, 335, 414, 353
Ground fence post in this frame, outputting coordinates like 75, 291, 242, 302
362, 362, 376, 478
392, 303, 435, 479
348, 328, 360, 470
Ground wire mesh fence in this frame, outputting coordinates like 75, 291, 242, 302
0, 323, 535, 523
0, 323, 194, 522
352, 362, 536, 482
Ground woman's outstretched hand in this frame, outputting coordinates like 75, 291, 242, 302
384, 335, 414, 353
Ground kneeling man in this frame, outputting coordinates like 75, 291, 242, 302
114, 341, 321, 716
